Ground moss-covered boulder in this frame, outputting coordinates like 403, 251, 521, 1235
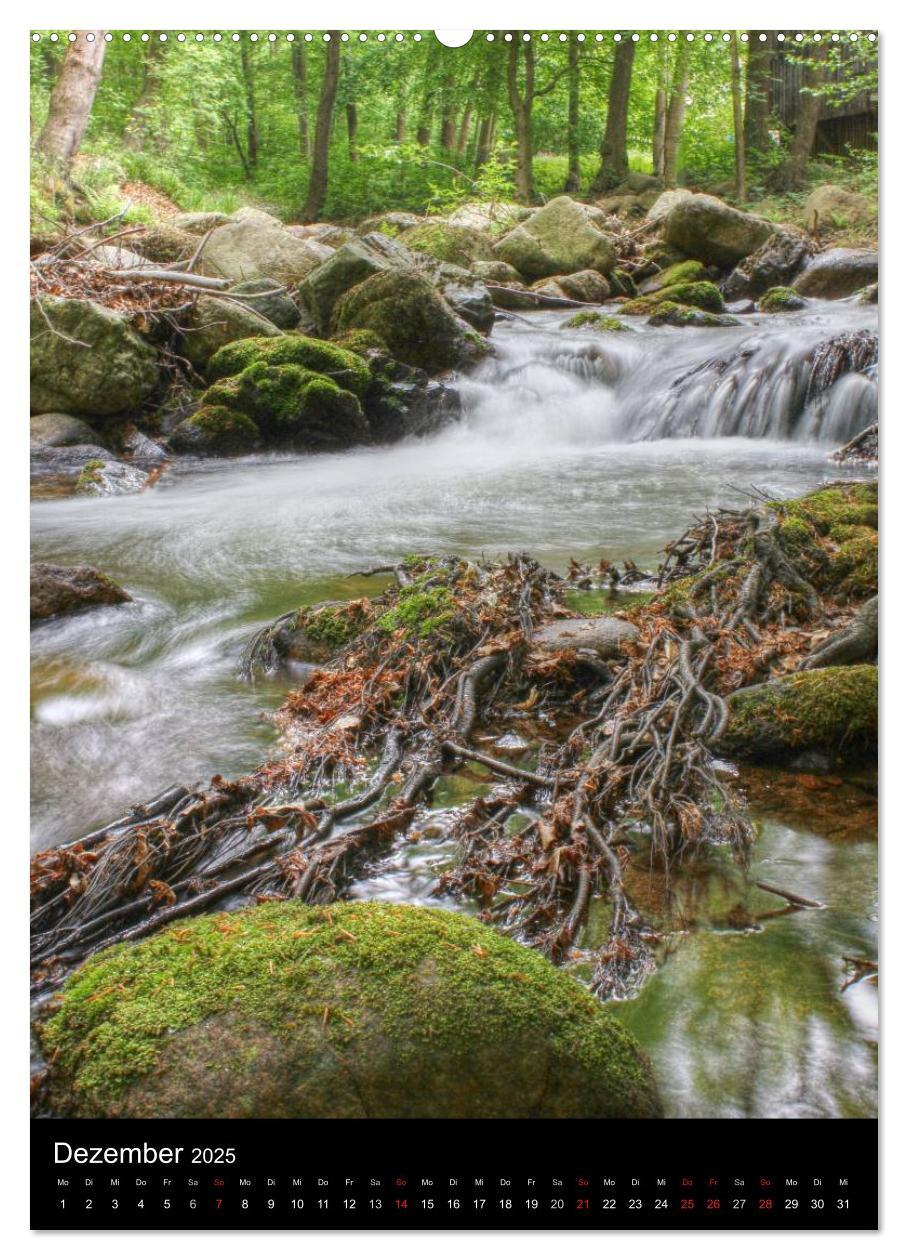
399, 221, 495, 268
494, 196, 616, 280
472, 259, 524, 285
773, 482, 878, 601
31, 297, 160, 415
757, 286, 807, 313
637, 259, 709, 295
622, 280, 724, 316
133, 224, 198, 264
720, 665, 877, 763
663, 194, 773, 267
561, 312, 630, 332
208, 335, 371, 399
645, 302, 740, 329
532, 269, 612, 303
332, 271, 483, 373
298, 239, 398, 335
31, 562, 131, 622
39, 901, 661, 1119
169, 405, 261, 456
181, 296, 281, 368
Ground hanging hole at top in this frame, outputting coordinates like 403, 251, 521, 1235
434, 30, 473, 48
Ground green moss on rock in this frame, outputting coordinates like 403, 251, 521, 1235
332, 270, 483, 373
642, 259, 709, 292
399, 222, 495, 268
623, 280, 724, 315
208, 335, 370, 399
720, 665, 877, 763
331, 328, 390, 356
170, 406, 261, 456
561, 312, 630, 332
757, 286, 807, 313
39, 901, 661, 1119
645, 302, 740, 328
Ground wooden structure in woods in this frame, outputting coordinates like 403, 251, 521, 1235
768, 47, 877, 155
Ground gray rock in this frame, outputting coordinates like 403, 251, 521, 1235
472, 259, 524, 285
171, 211, 232, 234
733, 228, 815, 297
75, 458, 151, 497
198, 220, 326, 286
30, 298, 159, 416
31, 562, 131, 621
182, 296, 281, 367
441, 282, 495, 333
231, 206, 283, 228
226, 279, 300, 329
646, 188, 695, 224
30, 413, 103, 449
298, 239, 396, 334
531, 617, 639, 658
494, 196, 616, 280
794, 249, 879, 299
804, 184, 872, 233
663, 194, 773, 267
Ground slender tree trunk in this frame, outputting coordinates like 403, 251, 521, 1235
730, 32, 747, 199
240, 43, 259, 170
37, 30, 107, 170
476, 112, 495, 168
346, 101, 358, 161
395, 109, 407, 142
590, 38, 635, 194
456, 105, 474, 158
440, 70, 457, 152
301, 34, 341, 222
772, 46, 825, 191
506, 37, 536, 204
291, 42, 310, 159
564, 36, 581, 192
652, 88, 667, 177
744, 31, 773, 156
662, 41, 690, 187
123, 37, 165, 152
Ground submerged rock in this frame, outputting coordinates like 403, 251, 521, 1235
663, 194, 773, 267
30, 297, 160, 416
720, 665, 877, 763
39, 901, 661, 1119
494, 196, 616, 280
31, 562, 131, 622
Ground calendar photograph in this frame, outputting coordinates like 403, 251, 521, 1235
28, 24, 878, 1230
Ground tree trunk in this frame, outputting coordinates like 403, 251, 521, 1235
240, 43, 259, 171
590, 38, 635, 194
440, 70, 457, 152
123, 37, 165, 152
772, 46, 825, 190
730, 32, 747, 199
476, 112, 495, 168
37, 30, 107, 170
395, 109, 407, 142
301, 35, 341, 222
506, 37, 536, 204
346, 101, 358, 161
291, 42, 310, 159
662, 42, 690, 188
652, 88, 667, 177
564, 35, 581, 192
744, 31, 773, 156
456, 105, 474, 158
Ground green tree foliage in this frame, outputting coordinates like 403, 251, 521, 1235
30, 30, 877, 224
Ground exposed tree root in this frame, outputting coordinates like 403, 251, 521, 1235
31, 486, 877, 1002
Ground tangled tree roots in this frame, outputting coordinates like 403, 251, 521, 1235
31, 485, 877, 1002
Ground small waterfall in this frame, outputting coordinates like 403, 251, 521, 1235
463, 306, 879, 447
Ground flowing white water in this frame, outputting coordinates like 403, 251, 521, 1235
30, 303, 876, 850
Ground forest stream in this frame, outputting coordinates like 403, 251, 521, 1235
30, 302, 878, 1118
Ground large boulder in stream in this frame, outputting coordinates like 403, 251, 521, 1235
663, 194, 773, 268
39, 901, 661, 1119
493, 196, 616, 280
31, 562, 131, 622
719, 665, 877, 764
794, 248, 879, 299
332, 270, 485, 373
30, 297, 160, 415
399, 221, 496, 268
198, 219, 327, 286
298, 235, 418, 335
723, 229, 815, 300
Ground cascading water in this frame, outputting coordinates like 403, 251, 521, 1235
461, 302, 877, 446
